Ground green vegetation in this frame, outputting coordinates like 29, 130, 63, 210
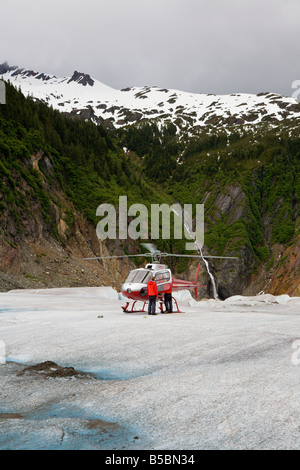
0, 83, 187, 264
119, 118, 299, 269
1, 81, 299, 278
0, 83, 161, 227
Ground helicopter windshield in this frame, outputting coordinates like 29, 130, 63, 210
125, 269, 152, 284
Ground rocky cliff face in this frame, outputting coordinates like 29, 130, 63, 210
267, 238, 300, 296
184, 182, 300, 299
0, 152, 135, 293
0, 209, 136, 293
1, 74, 298, 299
1, 151, 298, 298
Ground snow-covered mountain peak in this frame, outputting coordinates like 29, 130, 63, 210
67, 70, 95, 87
1, 61, 300, 131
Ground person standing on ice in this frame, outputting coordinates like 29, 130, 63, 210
147, 276, 158, 315
164, 284, 173, 313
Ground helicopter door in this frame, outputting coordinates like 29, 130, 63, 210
154, 270, 172, 293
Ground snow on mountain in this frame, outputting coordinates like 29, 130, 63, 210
1, 61, 300, 130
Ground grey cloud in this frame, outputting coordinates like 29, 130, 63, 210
0, 0, 299, 97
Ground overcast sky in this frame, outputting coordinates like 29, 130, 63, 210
1, 0, 299, 96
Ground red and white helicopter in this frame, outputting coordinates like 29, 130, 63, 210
84, 243, 238, 313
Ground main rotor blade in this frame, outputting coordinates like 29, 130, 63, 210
164, 254, 239, 260
83, 254, 151, 260
83, 253, 238, 261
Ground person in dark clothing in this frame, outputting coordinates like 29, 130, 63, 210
164, 284, 173, 313
147, 276, 158, 315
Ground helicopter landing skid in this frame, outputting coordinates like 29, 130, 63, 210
159, 297, 184, 314
122, 297, 184, 314
122, 301, 147, 313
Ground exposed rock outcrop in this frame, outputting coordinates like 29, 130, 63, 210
0, 152, 135, 292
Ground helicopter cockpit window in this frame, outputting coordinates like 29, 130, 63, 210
125, 270, 137, 283
125, 269, 151, 284
155, 271, 171, 283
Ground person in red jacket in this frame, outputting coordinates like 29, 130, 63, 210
147, 276, 158, 315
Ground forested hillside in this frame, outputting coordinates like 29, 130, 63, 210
0, 82, 172, 291
118, 119, 300, 296
0, 81, 299, 296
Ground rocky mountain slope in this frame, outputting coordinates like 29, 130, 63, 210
1, 61, 300, 131
0, 66, 299, 298
0, 82, 147, 293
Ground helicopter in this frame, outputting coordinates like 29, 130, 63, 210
84, 243, 238, 314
